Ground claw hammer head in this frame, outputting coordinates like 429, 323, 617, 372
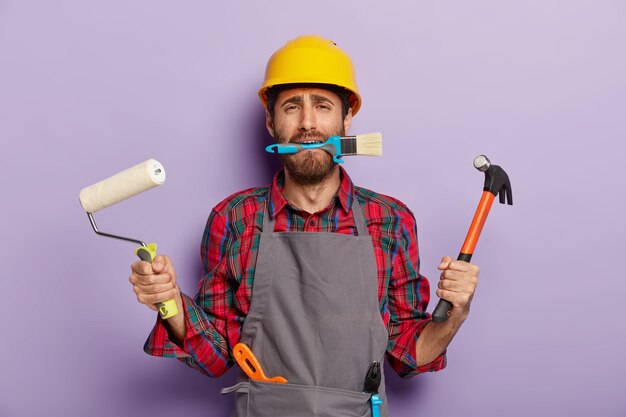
474, 155, 513, 205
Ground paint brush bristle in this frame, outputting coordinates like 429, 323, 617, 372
350, 132, 382, 156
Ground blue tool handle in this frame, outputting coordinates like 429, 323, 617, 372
265, 136, 343, 162
265, 142, 328, 154
371, 394, 383, 417
266, 143, 300, 154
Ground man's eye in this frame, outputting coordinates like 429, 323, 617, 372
317, 104, 331, 110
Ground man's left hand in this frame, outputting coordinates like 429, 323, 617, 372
436, 256, 479, 321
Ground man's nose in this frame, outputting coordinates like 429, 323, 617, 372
299, 105, 316, 131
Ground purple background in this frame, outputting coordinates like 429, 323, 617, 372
1, 1, 625, 416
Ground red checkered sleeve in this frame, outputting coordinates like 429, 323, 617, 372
143, 209, 235, 377
384, 205, 447, 378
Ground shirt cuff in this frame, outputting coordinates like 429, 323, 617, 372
143, 293, 196, 359
143, 293, 233, 377
390, 317, 447, 379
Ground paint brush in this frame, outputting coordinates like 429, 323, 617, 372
265, 132, 382, 164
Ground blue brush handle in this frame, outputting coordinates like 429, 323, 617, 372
265, 143, 301, 154
265, 136, 343, 163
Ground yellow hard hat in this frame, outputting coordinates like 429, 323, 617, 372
258, 35, 362, 115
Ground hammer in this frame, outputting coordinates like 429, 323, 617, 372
432, 155, 512, 323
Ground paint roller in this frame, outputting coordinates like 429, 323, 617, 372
78, 159, 178, 319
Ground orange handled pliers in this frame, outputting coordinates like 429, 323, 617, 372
232, 343, 288, 384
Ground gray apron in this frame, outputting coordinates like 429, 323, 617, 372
222, 198, 389, 417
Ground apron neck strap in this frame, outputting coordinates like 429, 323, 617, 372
351, 197, 370, 236
262, 199, 275, 233
262, 195, 370, 236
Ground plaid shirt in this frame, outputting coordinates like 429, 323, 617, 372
145, 167, 446, 379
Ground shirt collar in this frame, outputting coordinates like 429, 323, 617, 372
269, 166, 354, 218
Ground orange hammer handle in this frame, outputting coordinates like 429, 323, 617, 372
432, 191, 496, 323
460, 191, 496, 256
232, 343, 288, 384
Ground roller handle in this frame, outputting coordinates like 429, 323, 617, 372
135, 243, 179, 319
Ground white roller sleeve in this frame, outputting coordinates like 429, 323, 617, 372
79, 159, 166, 213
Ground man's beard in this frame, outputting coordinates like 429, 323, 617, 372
277, 125, 345, 186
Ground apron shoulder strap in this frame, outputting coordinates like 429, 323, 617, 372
262, 199, 275, 234
351, 196, 370, 237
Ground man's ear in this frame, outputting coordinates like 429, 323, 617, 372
343, 109, 353, 134
265, 110, 275, 138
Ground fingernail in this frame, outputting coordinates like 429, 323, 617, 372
153, 262, 162, 270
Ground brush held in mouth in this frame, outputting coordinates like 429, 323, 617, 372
265, 132, 382, 163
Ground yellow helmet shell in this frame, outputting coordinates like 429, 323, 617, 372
259, 35, 362, 116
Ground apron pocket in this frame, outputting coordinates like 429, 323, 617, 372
225, 380, 373, 417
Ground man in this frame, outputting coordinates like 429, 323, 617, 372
129, 35, 479, 416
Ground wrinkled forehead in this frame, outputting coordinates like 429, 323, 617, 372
274, 87, 342, 106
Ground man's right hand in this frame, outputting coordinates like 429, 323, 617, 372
129, 255, 185, 346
